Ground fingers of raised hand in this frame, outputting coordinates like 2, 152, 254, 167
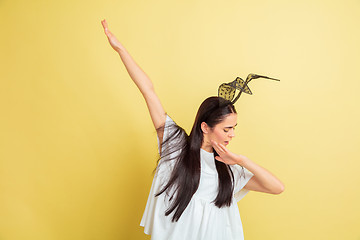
101, 19, 109, 32
101, 19, 108, 27
211, 140, 226, 154
218, 143, 227, 152
210, 140, 219, 152
215, 156, 224, 163
213, 140, 225, 152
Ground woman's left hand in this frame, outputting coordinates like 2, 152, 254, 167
211, 140, 246, 166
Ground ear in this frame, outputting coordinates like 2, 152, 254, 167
201, 122, 209, 134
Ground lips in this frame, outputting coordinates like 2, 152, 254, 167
224, 141, 229, 145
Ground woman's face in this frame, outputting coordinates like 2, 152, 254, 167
203, 113, 237, 146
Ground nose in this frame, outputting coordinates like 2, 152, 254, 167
229, 129, 235, 138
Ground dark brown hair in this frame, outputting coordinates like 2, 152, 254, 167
154, 96, 237, 222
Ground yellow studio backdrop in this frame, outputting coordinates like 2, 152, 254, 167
0, 0, 359, 239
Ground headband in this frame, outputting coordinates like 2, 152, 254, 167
218, 73, 280, 104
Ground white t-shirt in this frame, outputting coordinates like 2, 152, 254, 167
140, 115, 254, 240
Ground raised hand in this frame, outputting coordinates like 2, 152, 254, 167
101, 19, 124, 52
211, 140, 246, 166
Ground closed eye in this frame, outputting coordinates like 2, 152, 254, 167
224, 128, 236, 132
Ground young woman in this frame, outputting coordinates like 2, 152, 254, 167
101, 19, 285, 240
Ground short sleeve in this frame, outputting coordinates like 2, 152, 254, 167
231, 165, 254, 202
155, 114, 186, 182
141, 114, 186, 234
156, 114, 176, 155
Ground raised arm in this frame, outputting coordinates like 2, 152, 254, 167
101, 19, 166, 141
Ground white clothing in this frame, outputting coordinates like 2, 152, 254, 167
140, 115, 254, 240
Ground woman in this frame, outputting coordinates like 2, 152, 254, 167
101, 19, 285, 240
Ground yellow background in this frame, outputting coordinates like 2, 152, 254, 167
1, 0, 359, 239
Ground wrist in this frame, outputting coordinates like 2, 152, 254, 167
116, 46, 127, 54
236, 154, 248, 166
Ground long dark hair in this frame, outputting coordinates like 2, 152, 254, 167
154, 96, 237, 222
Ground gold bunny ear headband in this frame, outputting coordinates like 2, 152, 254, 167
218, 73, 280, 104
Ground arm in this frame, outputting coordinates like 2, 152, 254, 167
101, 19, 166, 142
211, 140, 285, 194
239, 157, 285, 194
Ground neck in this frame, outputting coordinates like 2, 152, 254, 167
200, 140, 213, 153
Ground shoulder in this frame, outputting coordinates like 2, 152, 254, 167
163, 114, 187, 137
158, 114, 188, 155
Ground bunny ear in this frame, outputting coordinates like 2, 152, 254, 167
246, 73, 280, 83
218, 83, 236, 102
218, 77, 252, 103
234, 77, 252, 95
218, 74, 280, 104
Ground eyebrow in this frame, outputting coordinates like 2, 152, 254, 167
224, 123, 238, 129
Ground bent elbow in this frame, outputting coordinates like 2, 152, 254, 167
272, 184, 285, 195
